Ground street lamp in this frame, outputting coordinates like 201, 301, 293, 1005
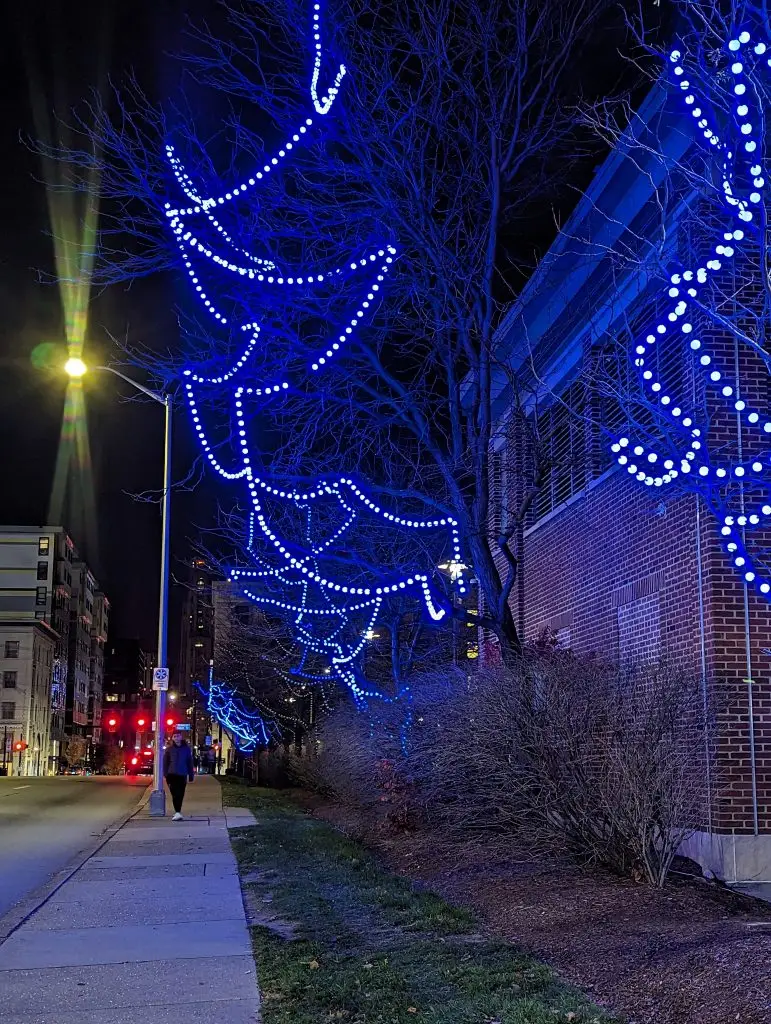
63, 356, 87, 378
64, 359, 173, 816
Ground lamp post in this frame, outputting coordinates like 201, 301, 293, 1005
64, 358, 172, 815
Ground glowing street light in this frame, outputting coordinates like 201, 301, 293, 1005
438, 559, 468, 580
64, 356, 88, 378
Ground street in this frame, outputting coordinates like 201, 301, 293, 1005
0, 776, 149, 919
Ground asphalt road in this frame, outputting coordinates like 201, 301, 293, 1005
0, 776, 149, 919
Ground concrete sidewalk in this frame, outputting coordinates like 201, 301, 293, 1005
0, 775, 260, 1023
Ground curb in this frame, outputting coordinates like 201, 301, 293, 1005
0, 780, 152, 945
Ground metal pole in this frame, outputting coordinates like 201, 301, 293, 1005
149, 396, 172, 816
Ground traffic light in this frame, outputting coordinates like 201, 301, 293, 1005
165, 717, 175, 728
107, 716, 118, 731
136, 717, 147, 728
130, 756, 138, 766
13, 741, 28, 753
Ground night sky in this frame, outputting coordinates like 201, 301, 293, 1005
0, 0, 208, 663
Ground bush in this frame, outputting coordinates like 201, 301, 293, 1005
103, 746, 126, 775
300, 655, 717, 886
287, 702, 395, 806
412, 656, 717, 885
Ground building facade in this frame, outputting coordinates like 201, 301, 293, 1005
178, 559, 215, 699
0, 526, 108, 773
489, 81, 771, 883
103, 639, 152, 751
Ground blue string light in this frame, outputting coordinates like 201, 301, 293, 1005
165, 2, 466, 698
611, 28, 771, 598
196, 672, 277, 753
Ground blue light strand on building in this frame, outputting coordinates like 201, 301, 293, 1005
611, 28, 771, 600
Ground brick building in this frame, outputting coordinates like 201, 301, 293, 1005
178, 558, 215, 699
491, 83, 771, 882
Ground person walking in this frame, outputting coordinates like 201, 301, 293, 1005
163, 731, 195, 820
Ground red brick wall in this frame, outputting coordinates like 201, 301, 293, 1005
515, 468, 771, 833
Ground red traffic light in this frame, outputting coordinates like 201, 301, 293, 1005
130, 757, 138, 766
166, 717, 175, 728
107, 717, 118, 728
13, 741, 28, 752
136, 717, 147, 728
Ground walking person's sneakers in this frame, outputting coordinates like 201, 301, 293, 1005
172, 812, 184, 821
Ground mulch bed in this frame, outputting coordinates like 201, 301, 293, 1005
293, 794, 771, 1024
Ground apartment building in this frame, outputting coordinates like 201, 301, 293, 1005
0, 622, 57, 776
89, 591, 109, 745
178, 559, 215, 698
0, 526, 108, 772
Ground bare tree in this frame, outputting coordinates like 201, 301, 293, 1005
48, 0, 634, 671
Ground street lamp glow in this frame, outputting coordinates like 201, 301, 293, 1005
64, 357, 88, 378
438, 559, 468, 580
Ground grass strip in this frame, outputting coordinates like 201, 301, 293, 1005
222, 780, 621, 1024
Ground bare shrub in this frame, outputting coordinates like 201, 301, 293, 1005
287, 703, 392, 808
289, 655, 715, 885
401, 655, 716, 886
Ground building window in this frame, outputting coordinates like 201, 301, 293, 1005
1, 701, 16, 721
3, 671, 17, 688
37, 561, 49, 581
4, 641, 19, 659
38, 537, 50, 556
618, 594, 661, 671
36, 587, 47, 606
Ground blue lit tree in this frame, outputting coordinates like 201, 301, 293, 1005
167, 8, 464, 705
55, 0, 625, 697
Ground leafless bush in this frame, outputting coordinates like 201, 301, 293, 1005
288, 655, 715, 885
401, 656, 717, 886
287, 702, 391, 807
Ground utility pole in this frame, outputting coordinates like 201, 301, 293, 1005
63, 358, 173, 815
149, 394, 173, 816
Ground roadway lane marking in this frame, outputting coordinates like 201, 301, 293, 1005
0, 785, 31, 797
13, 785, 30, 790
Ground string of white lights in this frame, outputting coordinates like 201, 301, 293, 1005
612, 29, 771, 596
166, 2, 463, 697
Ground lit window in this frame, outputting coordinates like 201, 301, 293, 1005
38, 537, 50, 556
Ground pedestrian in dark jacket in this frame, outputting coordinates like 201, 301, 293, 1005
163, 732, 195, 820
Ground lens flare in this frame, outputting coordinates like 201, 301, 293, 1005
27, 51, 105, 555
